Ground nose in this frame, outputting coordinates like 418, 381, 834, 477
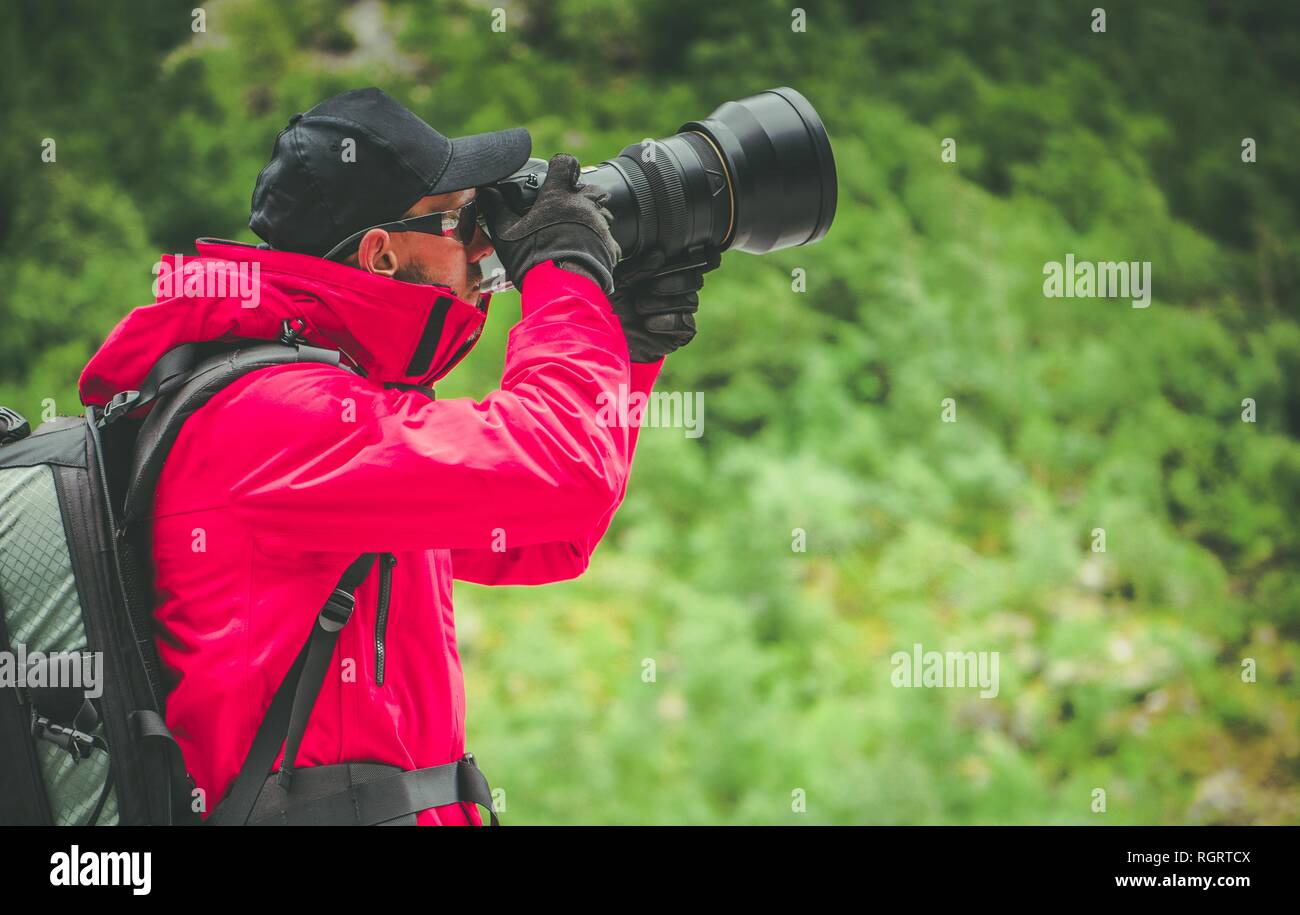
466, 223, 493, 264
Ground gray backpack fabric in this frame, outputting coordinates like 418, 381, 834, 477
0, 447, 118, 824
0, 340, 342, 825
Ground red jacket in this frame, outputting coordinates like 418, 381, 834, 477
79, 241, 658, 824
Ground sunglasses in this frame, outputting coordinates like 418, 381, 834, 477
323, 198, 484, 262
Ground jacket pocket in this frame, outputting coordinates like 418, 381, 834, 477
374, 553, 397, 686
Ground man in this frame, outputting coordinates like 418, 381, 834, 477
78, 88, 712, 825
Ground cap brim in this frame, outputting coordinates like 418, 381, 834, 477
432, 127, 532, 194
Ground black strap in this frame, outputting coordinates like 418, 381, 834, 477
0, 608, 53, 824
207, 553, 377, 826
100, 343, 202, 424
131, 708, 199, 825
247, 756, 499, 826
203, 627, 313, 825
120, 341, 344, 528
278, 553, 377, 788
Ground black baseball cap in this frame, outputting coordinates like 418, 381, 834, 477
250, 87, 531, 257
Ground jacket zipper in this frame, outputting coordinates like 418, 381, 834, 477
374, 553, 396, 686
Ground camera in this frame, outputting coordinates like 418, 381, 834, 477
483, 86, 837, 288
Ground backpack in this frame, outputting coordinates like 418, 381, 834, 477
0, 330, 499, 825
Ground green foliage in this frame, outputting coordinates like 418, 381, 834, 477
2, 0, 1297, 823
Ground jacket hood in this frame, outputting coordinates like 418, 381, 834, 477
80, 239, 490, 407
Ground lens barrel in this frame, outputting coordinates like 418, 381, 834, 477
491, 86, 836, 280
683, 86, 837, 254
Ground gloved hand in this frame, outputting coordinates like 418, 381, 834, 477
609, 248, 721, 362
477, 153, 620, 293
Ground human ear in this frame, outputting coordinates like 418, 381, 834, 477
357, 228, 399, 277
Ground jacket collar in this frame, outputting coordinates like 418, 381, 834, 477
80, 239, 489, 407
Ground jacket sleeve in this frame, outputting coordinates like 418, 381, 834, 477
450, 358, 662, 585
223, 261, 640, 554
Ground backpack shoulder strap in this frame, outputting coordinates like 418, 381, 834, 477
119, 341, 343, 529
207, 552, 378, 826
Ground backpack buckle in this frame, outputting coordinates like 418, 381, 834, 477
280, 317, 308, 346
31, 715, 98, 761
0, 405, 30, 443
102, 389, 141, 424
318, 588, 356, 632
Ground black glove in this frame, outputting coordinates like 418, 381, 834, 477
477, 153, 620, 292
610, 248, 721, 362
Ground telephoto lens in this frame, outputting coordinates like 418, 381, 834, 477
484, 86, 837, 288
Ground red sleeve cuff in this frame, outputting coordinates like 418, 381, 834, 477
519, 259, 611, 316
